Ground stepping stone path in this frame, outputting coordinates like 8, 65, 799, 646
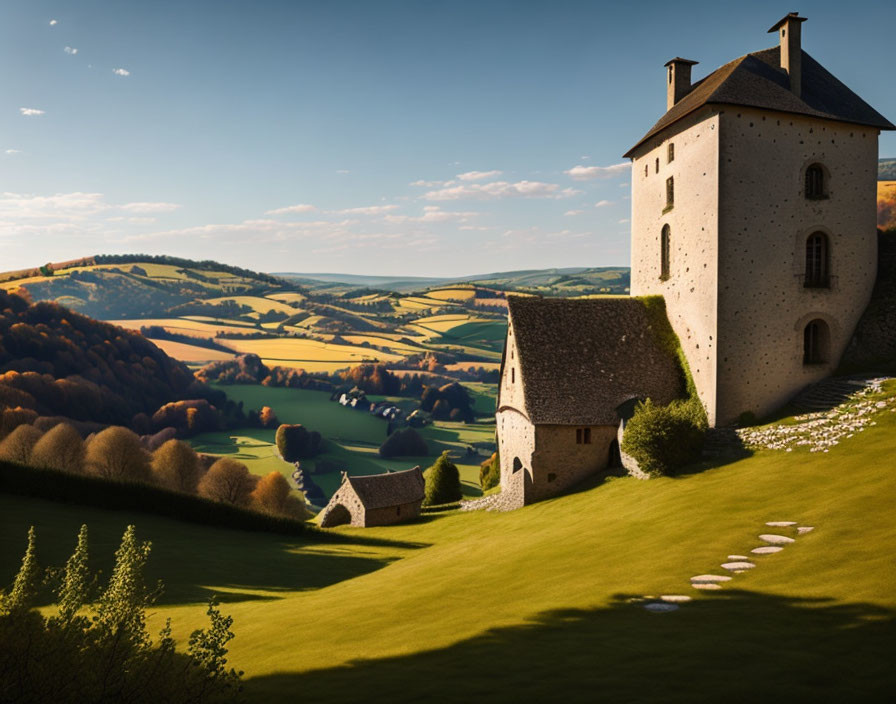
721, 561, 756, 572
798, 526, 814, 534
644, 602, 679, 612
759, 534, 795, 545
766, 521, 797, 527
751, 546, 784, 555
727, 554, 749, 560
660, 595, 692, 603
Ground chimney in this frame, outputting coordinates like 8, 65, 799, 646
768, 12, 807, 97
665, 58, 698, 111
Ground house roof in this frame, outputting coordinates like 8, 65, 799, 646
624, 46, 895, 157
345, 466, 425, 510
505, 296, 683, 425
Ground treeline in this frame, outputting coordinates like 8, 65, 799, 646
0, 420, 308, 522
94, 253, 289, 287
197, 354, 332, 391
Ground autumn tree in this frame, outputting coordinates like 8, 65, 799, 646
29, 422, 85, 474
198, 458, 255, 506
85, 426, 152, 483
258, 406, 279, 429
151, 439, 202, 494
249, 471, 309, 520
0, 407, 38, 439
275, 424, 322, 461
0, 423, 43, 464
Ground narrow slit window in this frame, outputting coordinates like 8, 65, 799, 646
668, 143, 675, 162
665, 176, 674, 209
655, 158, 659, 174
511, 367, 515, 383
805, 232, 829, 288
805, 164, 826, 199
660, 225, 671, 281
575, 428, 591, 445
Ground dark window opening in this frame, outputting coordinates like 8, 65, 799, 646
805, 164, 827, 199
805, 232, 830, 288
511, 367, 515, 383
803, 319, 829, 365
668, 143, 675, 163
512, 457, 523, 473
575, 428, 592, 445
644, 164, 648, 177
660, 225, 671, 281
664, 176, 674, 211
655, 158, 659, 174
396, 506, 401, 516
547, 472, 557, 483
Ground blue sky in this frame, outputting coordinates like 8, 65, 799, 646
2, 0, 894, 277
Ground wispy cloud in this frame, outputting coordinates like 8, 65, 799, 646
424, 180, 579, 201
113, 68, 130, 77
336, 169, 351, 174
564, 209, 584, 216
384, 205, 477, 224
20, 108, 45, 117
49, 19, 58, 26
564, 163, 630, 181
594, 200, 613, 208
4, 149, 22, 155
119, 201, 180, 214
64, 46, 78, 55
409, 179, 447, 188
266, 203, 317, 216
335, 204, 399, 215
456, 170, 502, 181
618, 218, 630, 224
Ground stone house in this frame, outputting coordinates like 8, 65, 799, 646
496, 13, 893, 507
626, 12, 894, 425
497, 297, 682, 509
318, 466, 425, 528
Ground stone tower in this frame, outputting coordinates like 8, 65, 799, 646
624, 13, 894, 426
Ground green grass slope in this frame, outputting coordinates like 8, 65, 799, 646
2, 384, 895, 702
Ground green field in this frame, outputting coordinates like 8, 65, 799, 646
191, 385, 496, 500
3, 383, 894, 702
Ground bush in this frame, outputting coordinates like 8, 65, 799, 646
85, 426, 152, 483
479, 451, 501, 491
0, 424, 43, 464
0, 407, 38, 439
151, 439, 201, 493
249, 471, 309, 520
29, 422, 85, 474
620, 398, 707, 477
198, 458, 256, 507
379, 427, 428, 458
275, 424, 321, 461
423, 451, 462, 506
259, 406, 279, 429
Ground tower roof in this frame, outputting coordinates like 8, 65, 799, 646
624, 46, 895, 158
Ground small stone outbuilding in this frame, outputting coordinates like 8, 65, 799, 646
318, 466, 425, 528
497, 296, 683, 508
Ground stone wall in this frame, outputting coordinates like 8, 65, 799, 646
364, 499, 423, 527
630, 109, 721, 423
496, 408, 535, 509
318, 481, 366, 527
525, 424, 617, 503
715, 109, 879, 422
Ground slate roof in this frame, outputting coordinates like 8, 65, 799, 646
624, 46, 895, 157
505, 296, 683, 425
345, 466, 425, 510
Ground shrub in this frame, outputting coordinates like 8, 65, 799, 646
198, 458, 256, 507
423, 451, 462, 506
85, 426, 152, 482
29, 422, 85, 474
151, 439, 201, 493
378, 427, 428, 458
250, 471, 308, 520
621, 397, 707, 477
275, 424, 321, 461
479, 451, 501, 491
259, 406, 279, 429
0, 424, 43, 464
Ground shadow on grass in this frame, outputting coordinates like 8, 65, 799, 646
245, 589, 896, 703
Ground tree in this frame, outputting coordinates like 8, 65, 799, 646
423, 451, 462, 506
378, 427, 428, 458
51, 524, 91, 630
275, 424, 322, 461
0, 423, 43, 464
198, 458, 255, 506
1, 526, 40, 614
29, 423, 85, 474
620, 398, 707, 477
250, 471, 308, 520
151, 439, 201, 493
85, 426, 152, 482
258, 406, 279, 429
479, 450, 501, 491
0, 406, 38, 439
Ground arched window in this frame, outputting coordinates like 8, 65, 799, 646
805, 232, 829, 288
803, 319, 830, 365
660, 225, 671, 280
805, 164, 827, 199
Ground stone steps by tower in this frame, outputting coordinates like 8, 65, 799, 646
789, 374, 882, 413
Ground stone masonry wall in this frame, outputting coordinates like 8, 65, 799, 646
496, 408, 535, 509
364, 499, 423, 527
715, 109, 879, 422
526, 424, 617, 503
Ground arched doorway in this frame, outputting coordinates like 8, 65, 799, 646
320, 503, 352, 528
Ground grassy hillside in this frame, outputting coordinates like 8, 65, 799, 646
3, 382, 893, 702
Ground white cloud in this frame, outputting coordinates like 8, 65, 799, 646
384, 205, 477, 224
0, 192, 108, 221
64, 46, 78, 55
49, 19, 58, 26
335, 204, 399, 215
4, 149, 22, 155
119, 201, 180, 214
107, 216, 157, 224
265, 203, 317, 216
409, 179, 447, 188
564, 162, 630, 181
424, 180, 579, 201
113, 68, 130, 76
336, 169, 351, 174
456, 170, 502, 181
618, 218, 630, 224
594, 200, 613, 208
20, 108, 45, 117
564, 209, 584, 216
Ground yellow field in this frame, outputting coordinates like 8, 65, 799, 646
147, 339, 235, 362
203, 296, 299, 315
181, 316, 257, 327
445, 361, 501, 372
110, 318, 255, 338
341, 334, 423, 354
395, 296, 455, 312
425, 287, 477, 301
217, 337, 406, 372
266, 292, 307, 304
